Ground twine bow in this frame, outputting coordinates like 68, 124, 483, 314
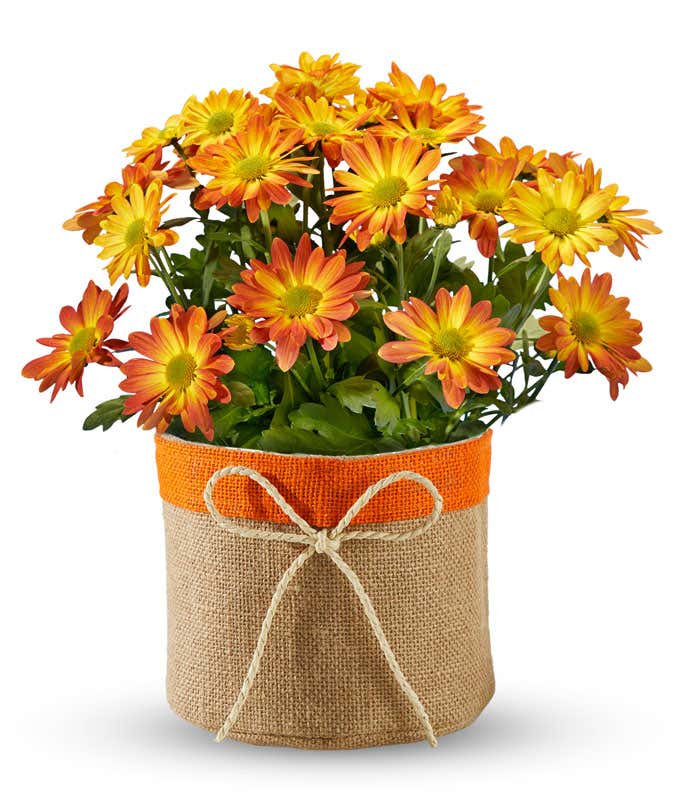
203, 466, 444, 748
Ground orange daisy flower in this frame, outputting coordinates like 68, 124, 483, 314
603, 195, 662, 259
327, 133, 440, 250
442, 155, 520, 257
373, 101, 484, 147
472, 136, 547, 175
227, 234, 370, 371
274, 93, 371, 167
379, 286, 515, 409
22, 281, 128, 400
536, 270, 651, 399
368, 63, 482, 121
188, 114, 318, 222
94, 180, 179, 287
120, 305, 234, 440
502, 169, 618, 273
262, 52, 361, 105
180, 89, 258, 149
124, 114, 184, 161
221, 314, 257, 351
64, 150, 195, 244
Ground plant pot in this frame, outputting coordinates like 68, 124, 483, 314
155, 429, 495, 749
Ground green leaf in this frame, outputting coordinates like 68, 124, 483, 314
201, 258, 217, 304
211, 404, 251, 441
159, 216, 197, 230
225, 380, 256, 407
229, 346, 274, 382
284, 395, 396, 453
329, 376, 400, 432
82, 396, 132, 431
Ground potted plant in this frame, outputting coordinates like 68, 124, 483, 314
23, 52, 658, 749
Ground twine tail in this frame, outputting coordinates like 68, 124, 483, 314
214, 546, 315, 743
328, 550, 438, 748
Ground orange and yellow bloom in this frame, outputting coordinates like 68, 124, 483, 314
22, 281, 128, 400
262, 52, 361, 105
431, 184, 463, 227
502, 169, 618, 272
379, 286, 515, 408
124, 115, 184, 161
368, 63, 481, 122
94, 180, 178, 287
328, 133, 440, 249
472, 136, 547, 176
603, 196, 662, 259
180, 89, 258, 150
188, 114, 318, 222
120, 305, 234, 440
442, 155, 519, 257
536, 270, 651, 399
373, 101, 484, 147
274, 94, 371, 167
228, 234, 370, 371
221, 314, 257, 351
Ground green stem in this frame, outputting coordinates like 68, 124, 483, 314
317, 159, 330, 253
514, 266, 552, 332
418, 217, 426, 234
151, 248, 186, 307
260, 208, 273, 261
527, 358, 559, 402
424, 247, 443, 304
289, 364, 313, 398
400, 391, 412, 419
396, 242, 406, 303
306, 338, 325, 388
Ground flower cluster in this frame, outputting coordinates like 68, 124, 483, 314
24, 53, 658, 451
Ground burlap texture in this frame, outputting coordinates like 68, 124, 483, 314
162, 494, 494, 749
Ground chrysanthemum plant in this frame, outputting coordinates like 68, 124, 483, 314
24, 54, 660, 453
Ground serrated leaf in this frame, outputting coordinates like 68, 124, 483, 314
329, 376, 400, 432
83, 396, 132, 431
211, 404, 251, 441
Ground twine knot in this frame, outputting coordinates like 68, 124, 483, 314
203, 464, 444, 748
313, 529, 341, 555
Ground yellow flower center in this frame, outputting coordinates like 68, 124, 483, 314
544, 207, 579, 237
431, 328, 471, 360
475, 189, 504, 213
570, 312, 600, 344
69, 326, 97, 353
371, 176, 409, 208
234, 155, 271, 181
414, 127, 438, 143
281, 285, 322, 317
125, 218, 147, 247
166, 353, 197, 390
310, 121, 338, 136
206, 110, 234, 135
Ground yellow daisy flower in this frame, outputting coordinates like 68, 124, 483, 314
94, 181, 178, 287
502, 169, 618, 273
180, 89, 257, 149
124, 114, 183, 162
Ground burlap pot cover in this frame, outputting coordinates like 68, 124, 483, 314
155, 429, 495, 749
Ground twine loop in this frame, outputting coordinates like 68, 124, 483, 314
203, 464, 443, 748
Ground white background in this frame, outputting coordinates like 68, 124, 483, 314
2, 1, 678, 791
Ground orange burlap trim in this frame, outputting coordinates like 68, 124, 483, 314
155, 430, 491, 527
